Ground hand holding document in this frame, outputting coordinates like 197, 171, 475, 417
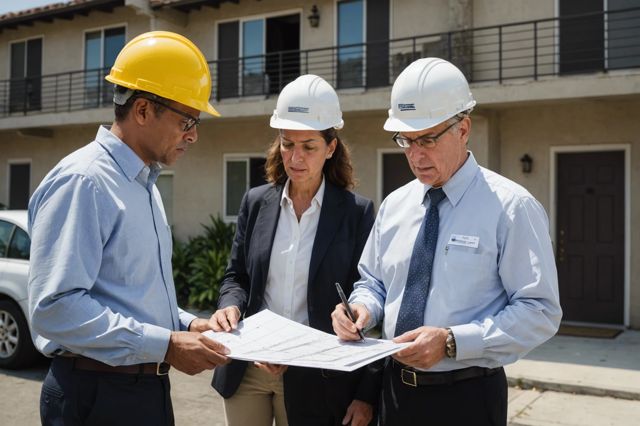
202, 309, 407, 372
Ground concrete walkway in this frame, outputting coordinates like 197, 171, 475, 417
505, 330, 640, 400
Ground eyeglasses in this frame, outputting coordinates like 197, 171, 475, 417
392, 119, 460, 149
140, 97, 200, 132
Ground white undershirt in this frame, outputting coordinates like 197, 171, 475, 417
262, 177, 325, 325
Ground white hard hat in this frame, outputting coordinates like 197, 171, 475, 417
384, 57, 476, 132
270, 74, 344, 131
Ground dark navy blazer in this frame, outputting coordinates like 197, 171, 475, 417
211, 180, 381, 409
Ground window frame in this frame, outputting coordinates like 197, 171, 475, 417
214, 9, 303, 97
156, 170, 175, 227
7, 35, 44, 79
81, 23, 127, 71
82, 24, 126, 108
8, 35, 44, 112
377, 147, 414, 207
6, 159, 31, 210
223, 153, 267, 222
334, 0, 367, 89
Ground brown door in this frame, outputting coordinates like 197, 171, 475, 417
556, 151, 625, 324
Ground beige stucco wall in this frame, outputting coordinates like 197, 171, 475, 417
497, 98, 640, 327
167, 110, 391, 239
1, 97, 639, 326
0, 6, 150, 80
474, 0, 555, 27
1, 0, 639, 326
391, 0, 449, 38
0, 125, 91, 205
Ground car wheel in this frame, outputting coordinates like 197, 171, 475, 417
0, 300, 40, 369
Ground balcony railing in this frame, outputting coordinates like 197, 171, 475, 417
1, 7, 639, 118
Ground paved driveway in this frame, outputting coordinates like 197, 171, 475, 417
0, 360, 225, 426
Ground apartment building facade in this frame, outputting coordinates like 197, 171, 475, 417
0, 0, 639, 328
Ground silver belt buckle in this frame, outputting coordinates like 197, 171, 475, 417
401, 368, 417, 387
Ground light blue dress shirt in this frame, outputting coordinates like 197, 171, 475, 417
28, 126, 196, 366
350, 152, 562, 371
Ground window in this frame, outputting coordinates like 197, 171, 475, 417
217, 13, 300, 99
378, 151, 414, 204
559, 0, 640, 73
9, 162, 30, 210
243, 19, 266, 96
9, 38, 42, 113
156, 173, 174, 227
608, 0, 640, 69
337, 0, 365, 88
0, 221, 12, 257
224, 155, 267, 220
84, 26, 125, 107
8, 226, 30, 260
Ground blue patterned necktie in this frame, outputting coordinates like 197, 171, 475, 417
394, 187, 446, 336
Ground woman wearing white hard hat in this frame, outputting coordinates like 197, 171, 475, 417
210, 75, 380, 426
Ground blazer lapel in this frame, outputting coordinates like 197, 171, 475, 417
251, 185, 283, 305
308, 182, 347, 286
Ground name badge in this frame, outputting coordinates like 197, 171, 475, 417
448, 234, 479, 249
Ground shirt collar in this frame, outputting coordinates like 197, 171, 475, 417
281, 175, 326, 208
136, 163, 163, 189
419, 151, 479, 207
94, 125, 162, 185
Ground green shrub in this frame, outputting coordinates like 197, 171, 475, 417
172, 215, 236, 310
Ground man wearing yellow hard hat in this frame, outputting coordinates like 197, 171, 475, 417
28, 31, 228, 425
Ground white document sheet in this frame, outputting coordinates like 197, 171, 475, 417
203, 309, 408, 372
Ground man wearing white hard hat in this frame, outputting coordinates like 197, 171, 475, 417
331, 58, 562, 425
210, 75, 381, 426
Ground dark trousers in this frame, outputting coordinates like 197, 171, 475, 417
40, 357, 174, 426
283, 366, 377, 426
380, 361, 507, 426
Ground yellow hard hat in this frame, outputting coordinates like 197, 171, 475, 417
105, 31, 220, 117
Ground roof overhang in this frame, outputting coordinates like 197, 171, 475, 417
0, 0, 125, 32
150, 0, 239, 13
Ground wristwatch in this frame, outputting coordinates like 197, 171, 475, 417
445, 328, 457, 359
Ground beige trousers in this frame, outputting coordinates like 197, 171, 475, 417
223, 363, 288, 426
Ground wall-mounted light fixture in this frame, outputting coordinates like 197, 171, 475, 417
520, 154, 533, 174
308, 5, 320, 28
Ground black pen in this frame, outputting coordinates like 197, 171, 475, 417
335, 282, 366, 341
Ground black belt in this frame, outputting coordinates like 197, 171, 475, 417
391, 359, 501, 387
57, 354, 171, 376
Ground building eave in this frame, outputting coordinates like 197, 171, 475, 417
0, 0, 125, 32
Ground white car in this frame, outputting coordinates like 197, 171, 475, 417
0, 210, 40, 369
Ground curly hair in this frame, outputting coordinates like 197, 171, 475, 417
264, 128, 355, 190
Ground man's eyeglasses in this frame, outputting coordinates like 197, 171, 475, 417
140, 97, 200, 132
392, 119, 460, 149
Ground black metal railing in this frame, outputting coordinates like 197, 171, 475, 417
1, 7, 639, 117
0, 66, 113, 117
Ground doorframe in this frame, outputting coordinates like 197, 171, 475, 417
6, 159, 31, 209
549, 144, 631, 326
376, 147, 404, 207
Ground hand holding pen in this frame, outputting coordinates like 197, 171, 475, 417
334, 282, 366, 341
